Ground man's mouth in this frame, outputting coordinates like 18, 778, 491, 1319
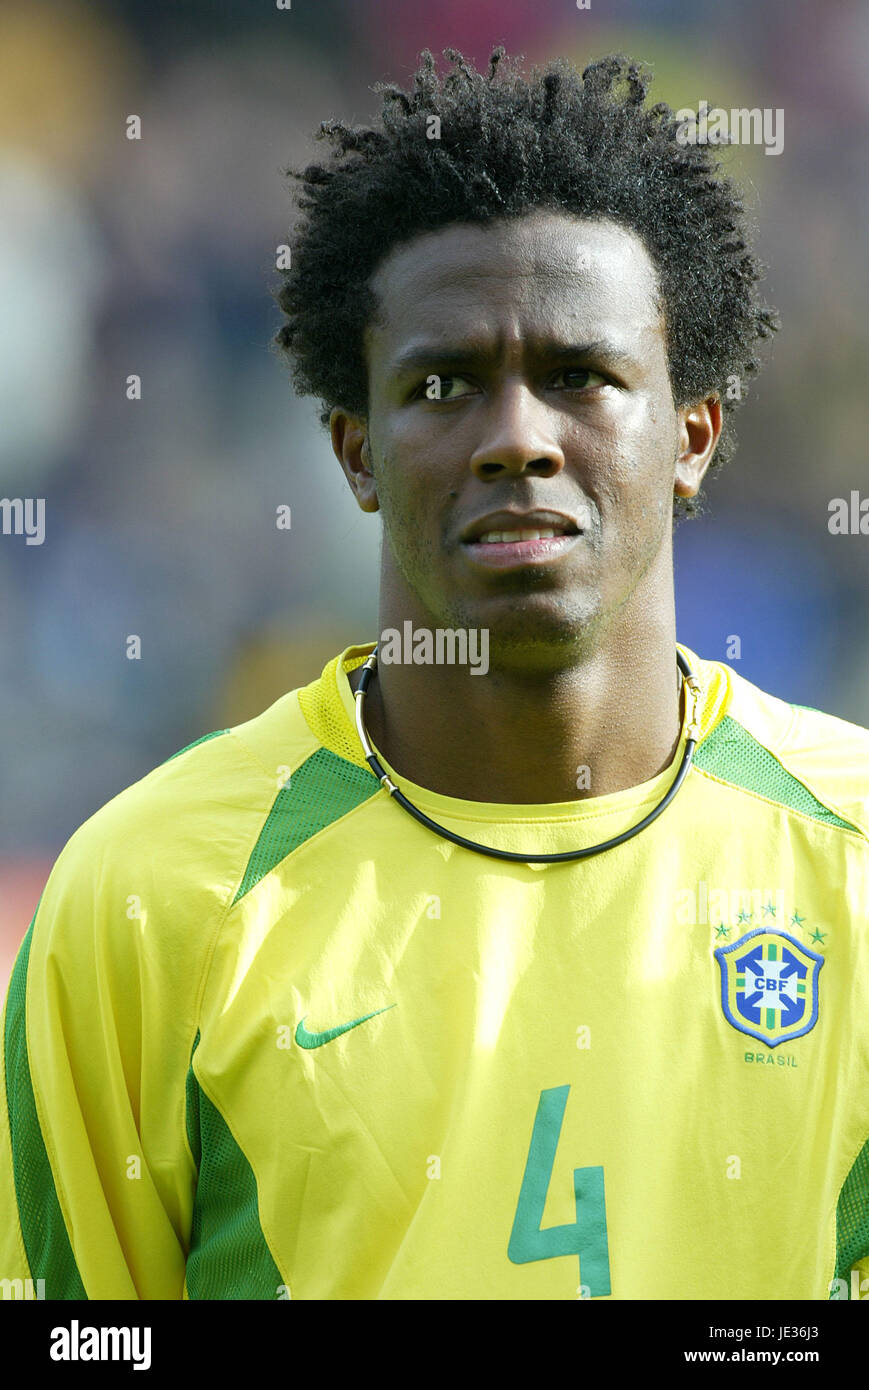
463, 531, 580, 567
460, 511, 582, 569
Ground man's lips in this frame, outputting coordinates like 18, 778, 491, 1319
459, 509, 583, 569
462, 532, 581, 568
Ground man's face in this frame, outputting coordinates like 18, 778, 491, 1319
334, 211, 715, 670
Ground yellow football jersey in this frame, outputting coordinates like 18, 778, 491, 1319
1, 642, 868, 1299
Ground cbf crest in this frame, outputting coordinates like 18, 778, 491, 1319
714, 929, 824, 1048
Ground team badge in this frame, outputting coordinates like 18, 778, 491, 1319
714, 929, 824, 1048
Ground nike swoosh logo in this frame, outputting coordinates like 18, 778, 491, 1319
295, 1004, 396, 1050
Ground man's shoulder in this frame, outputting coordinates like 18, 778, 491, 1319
690, 649, 869, 841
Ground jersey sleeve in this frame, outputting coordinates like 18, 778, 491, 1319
0, 762, 235, 1301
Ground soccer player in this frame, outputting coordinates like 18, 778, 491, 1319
2, 48, 868, 1301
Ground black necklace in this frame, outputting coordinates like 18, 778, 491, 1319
353, 647, 701, 864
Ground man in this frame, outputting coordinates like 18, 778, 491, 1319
2, 48, 867, 1301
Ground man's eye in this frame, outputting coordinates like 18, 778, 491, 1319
554, 368, 608, 390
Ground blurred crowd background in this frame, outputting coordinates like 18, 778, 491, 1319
1, 0, 868, 987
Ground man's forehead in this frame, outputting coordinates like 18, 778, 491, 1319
368, 213, 662, 338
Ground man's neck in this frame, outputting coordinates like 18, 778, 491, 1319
348, 620, 684, 805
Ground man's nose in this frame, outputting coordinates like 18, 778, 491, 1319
467, 383, 566, 479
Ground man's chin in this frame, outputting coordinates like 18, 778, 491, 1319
441, 597, 607, 674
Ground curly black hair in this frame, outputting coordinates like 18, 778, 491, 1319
274, 47, 779, 517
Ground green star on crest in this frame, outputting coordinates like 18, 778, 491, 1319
810, 927, 827, 945
715, 924, 730, 939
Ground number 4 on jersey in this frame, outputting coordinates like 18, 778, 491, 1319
508, 1085, 611, 1297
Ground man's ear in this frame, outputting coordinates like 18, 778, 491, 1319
330, 409, 379, 514
674, 395, 722, 498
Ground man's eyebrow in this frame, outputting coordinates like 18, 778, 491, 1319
390, 339, 638, 375
541, 340, 638, 371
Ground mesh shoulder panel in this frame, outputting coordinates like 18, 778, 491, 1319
694, 716, 860, 831
233, 748, 379, 904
